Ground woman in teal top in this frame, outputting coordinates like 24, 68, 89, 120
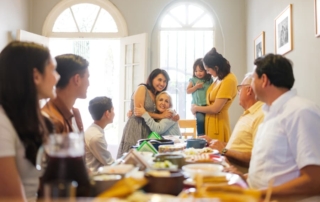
187, 58, 212, 136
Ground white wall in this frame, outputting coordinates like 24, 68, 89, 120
30, 0, 247, 129
0, 0, 30, 50
246, 0, 320, 104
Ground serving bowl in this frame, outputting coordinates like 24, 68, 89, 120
91, 174, 122, 196
143, 171, 185, 196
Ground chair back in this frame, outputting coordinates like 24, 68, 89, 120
178, 119, 197, 138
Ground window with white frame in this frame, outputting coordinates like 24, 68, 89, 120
46, 2, 122, 149
52, 3, 118, 33
160, 3, 215, 119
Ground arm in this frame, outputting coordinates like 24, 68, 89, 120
134, 103, 172, 120
0, 157, 26, 201
88, 135, 114, 166
187, 81, 203, 94
192, 98, 228, 114
261, 165, 320, 196
148, 110, 172, 120
141, 112, 175, 134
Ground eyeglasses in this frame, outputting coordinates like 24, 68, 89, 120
237, 84, 250, 92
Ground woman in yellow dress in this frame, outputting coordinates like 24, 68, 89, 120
191, 48, 237, 142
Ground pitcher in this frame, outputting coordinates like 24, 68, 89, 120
41, 133, 91, 197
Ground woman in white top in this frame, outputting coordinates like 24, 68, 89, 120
0, 41, 59, 201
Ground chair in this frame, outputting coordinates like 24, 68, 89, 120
178, 119, 197, 139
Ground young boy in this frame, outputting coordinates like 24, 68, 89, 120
84, 96, 115, 171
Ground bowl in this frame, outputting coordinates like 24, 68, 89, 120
186, 138, 207, 149
154, 153, 185, 169
91, 174, 122, 196
97, 164, 135, 177
143, 171, 185, 196
182, 163, 224, 178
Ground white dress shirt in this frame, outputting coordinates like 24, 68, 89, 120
84, 123, 114, 172
248, 89, 320, 189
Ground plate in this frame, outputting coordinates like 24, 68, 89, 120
126, 191, 177, 202
183, 176, 228, 186
182, 163, 224, 178
183, 147, 219, 156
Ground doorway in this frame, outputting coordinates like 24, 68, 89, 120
50, 38, 120, 157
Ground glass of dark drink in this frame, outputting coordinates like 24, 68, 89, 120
42, 133, 91, 197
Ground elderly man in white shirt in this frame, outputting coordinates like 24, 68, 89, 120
247, 54, 320, 197
84, 96, 115, 172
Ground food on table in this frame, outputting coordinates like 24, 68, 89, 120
152, 160, 178, 169
158, 144, 185, 153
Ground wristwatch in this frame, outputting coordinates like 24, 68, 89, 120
221, 148, 228, 156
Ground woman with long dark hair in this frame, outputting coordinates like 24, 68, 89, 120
117, 68, 171, 158
191, 48, 237, 142
0, 41, 59, 201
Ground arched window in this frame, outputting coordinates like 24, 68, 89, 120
42, 0, 129, 153
159, 2, 215, 119
42, 0, 128, 38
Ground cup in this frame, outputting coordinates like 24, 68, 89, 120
44, 180, 78, 202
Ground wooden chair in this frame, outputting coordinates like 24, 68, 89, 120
178, 119, 197, 139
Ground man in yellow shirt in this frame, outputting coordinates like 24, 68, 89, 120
202, 72, 264, 172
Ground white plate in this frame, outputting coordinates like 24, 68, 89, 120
182, 163, 224, 178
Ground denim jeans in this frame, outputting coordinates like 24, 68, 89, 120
196, 112, 205, 136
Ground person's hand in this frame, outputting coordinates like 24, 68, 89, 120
198, 135, 212, 143
160, 110, 173, 119
134, 104, 146, 117
223, 165, 246, 180
171, 111, 180, 122
127, 110, 133, 118
208, 139, 225, 153
191, 104, 198, 115
195, 81, 203, 89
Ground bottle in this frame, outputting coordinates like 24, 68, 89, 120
41, 133, 91, 197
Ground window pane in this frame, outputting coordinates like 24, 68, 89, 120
92, 9, 118, 32
170, 5, 186, 25
161, 15, 182, 28
160, 30, 214, 119
52, 8, 78, 32
71, 3, 100, 32
192, 14, 213, 28
188, 5, 204, 25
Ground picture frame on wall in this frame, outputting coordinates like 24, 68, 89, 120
254, 32, 265, 59
275, 4, 293, 55
315, 0, 320, 37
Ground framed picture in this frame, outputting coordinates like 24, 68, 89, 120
275, 4, 293, 55
315, 0, 320, 37
254, 32, 265, 59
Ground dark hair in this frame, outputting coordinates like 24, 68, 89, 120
55, 54, 89, 89
142, 68, 170, 94
254, 54, 295, 89
203, 48, 230, 80
0, 41, 51, 166
88, 96, 113, 121
193, 58, 211, 81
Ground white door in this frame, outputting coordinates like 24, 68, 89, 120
16, 29, 49, 46
118, 33, 148, 144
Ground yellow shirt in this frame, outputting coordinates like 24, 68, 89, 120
226, 101, 264, 152
205, 73, 237, 142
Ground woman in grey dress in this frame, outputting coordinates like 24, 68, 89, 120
117, 69, 171, 158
